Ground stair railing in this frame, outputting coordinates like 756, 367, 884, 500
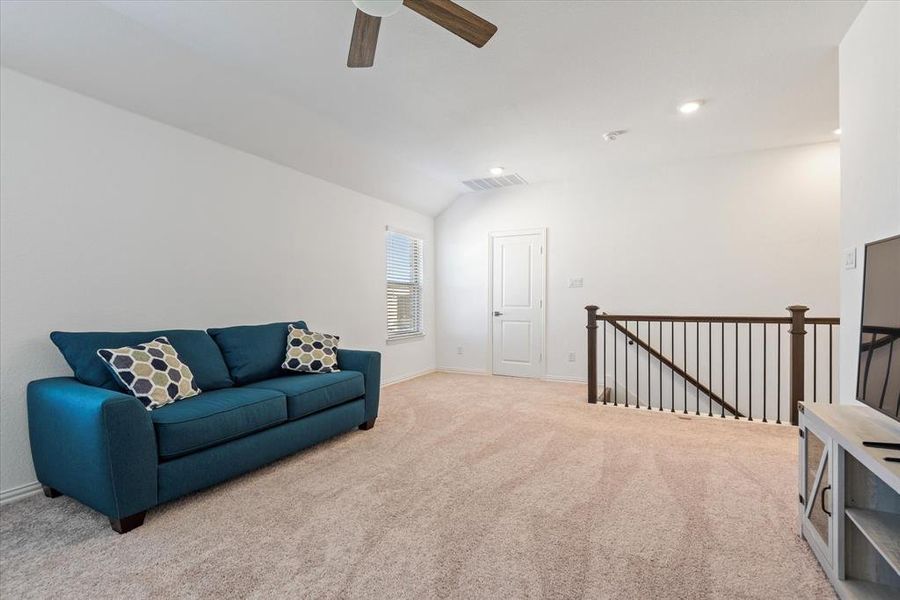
585, 305, 839, 425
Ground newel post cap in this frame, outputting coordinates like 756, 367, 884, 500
786, 305, 810, 313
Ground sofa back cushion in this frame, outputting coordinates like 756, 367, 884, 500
51, 330, 234, 392
207, 321, 307, 385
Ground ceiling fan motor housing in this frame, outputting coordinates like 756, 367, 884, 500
353, 0, 404, 18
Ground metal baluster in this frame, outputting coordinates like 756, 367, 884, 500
602, 319, 608, 405
708, 322, 713, 417
613, 323, 618, 406
636, 321, 640, 409
695, 321, 700, 415
647, 321, 652, 410
658, 322, 663, 411
625, 321, 630, 408
683, 322, 688, 414
671, 321, 675, 413
777, 323, 782, 424
721, 323, 725, 418
735, 322, 739, 419
748, 323, 753, 421
813, 324, 817, 403
829, 324, 833, 404
763, 323, 767, 423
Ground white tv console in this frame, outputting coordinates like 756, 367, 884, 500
799, 402, 900, 599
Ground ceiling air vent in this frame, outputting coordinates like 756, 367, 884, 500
462, 173, 528, 192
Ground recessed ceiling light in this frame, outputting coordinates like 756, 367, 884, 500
678, 100, 704, 114
489, 166, 504, 176
833, 128, 842, 135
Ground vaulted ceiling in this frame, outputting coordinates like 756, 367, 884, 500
0, 1, 863, 215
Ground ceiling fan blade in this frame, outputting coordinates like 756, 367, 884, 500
347, 9, 381, 68
403, 0, 497, 48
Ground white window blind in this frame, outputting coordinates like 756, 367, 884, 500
386, 229, 424, 341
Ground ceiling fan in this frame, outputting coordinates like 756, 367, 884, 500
348, 0, 497, 68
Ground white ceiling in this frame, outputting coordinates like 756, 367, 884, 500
0, 1, 863, 215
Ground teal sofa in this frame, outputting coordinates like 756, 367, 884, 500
27, 321, 380, 533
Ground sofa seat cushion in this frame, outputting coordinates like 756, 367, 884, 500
151, 387, 287, 459
245, 371, 365, 421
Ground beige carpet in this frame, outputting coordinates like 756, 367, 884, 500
0, 372, 833, 599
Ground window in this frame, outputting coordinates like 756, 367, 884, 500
386, 228, 424, 341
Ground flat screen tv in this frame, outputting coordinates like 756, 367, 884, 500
856, 234, 900, 422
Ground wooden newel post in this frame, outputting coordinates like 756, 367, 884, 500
787, 305, 809, 426
586, 305, 599, 404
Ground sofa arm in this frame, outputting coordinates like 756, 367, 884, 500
27, 377, 158, 519
338, 349, 381, 423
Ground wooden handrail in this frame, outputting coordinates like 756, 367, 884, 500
596, 314, 839, 325
604, 315, 742, 418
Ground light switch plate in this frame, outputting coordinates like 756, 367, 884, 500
843, 247, 857, 270
568, 278, 584, 288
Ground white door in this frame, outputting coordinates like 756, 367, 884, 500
491, 231, 545, 378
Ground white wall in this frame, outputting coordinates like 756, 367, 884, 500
0, 68, 435, 496
436, 143, 841, 384
837, 0, 900, 405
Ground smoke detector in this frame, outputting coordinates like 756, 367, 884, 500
603, 129, 628, 142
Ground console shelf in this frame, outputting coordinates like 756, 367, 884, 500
799, 403, 900, 600
840, 578, 899, 600
845, 508, 900, 575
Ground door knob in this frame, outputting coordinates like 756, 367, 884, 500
493, 311, 503, 316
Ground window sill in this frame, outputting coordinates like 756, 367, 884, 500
386, 333, 426, 345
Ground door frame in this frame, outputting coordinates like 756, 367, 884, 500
487, 228, 547, 378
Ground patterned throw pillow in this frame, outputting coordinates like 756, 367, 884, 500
97, 337, 201, 410
282, 326, 340, 373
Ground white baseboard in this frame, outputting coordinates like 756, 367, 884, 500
0, 480, 42, 505
381, 368, 437, 387
436, 367, 492, 376
437, 369, 583, 381
542, 374, 587, 384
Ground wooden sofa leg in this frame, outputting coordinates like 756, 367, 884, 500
359, 418, 376, 431
110, 511, 146, 534
42, 485, 62, 499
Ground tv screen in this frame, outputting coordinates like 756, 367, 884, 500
856, 234, 900, 421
